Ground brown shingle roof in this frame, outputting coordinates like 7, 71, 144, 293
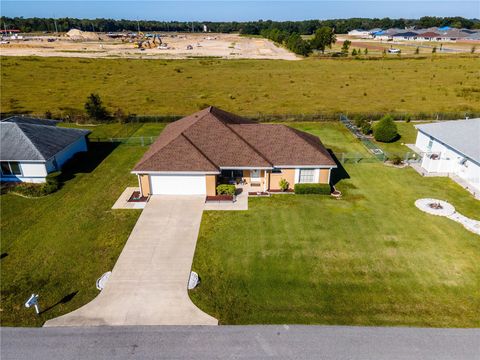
133, 106, 336, 172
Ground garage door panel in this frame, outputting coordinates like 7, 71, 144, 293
150, 175, 206, 195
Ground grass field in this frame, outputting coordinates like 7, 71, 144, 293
0, 123, 164, 326
1, 56, 479, 117
190, 121, 480, 327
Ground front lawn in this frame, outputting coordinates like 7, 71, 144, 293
0, 123, 164, 326
190, 122, 480, 327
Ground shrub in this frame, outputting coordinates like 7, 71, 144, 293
361, 122, 372, 135
216, 184, 236, 196
389, 155, 403, 165
373, 115, 399, 143
294, 183, 331, 195
12, 172, 61, 197
279, 178, 289, 191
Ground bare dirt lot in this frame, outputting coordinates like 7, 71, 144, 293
0, 32, 299, 60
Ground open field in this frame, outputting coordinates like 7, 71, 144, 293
0, 33, 298, 60
1, 121, 479, 327
190, 121, 480, 327
1, 56, 479, 117
0, 123, 165, 326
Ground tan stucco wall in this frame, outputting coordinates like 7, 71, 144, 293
139, 174, 151, 197
242, 170, 250, 184
206, 175, 217, 196
319, 169, 330, 184
268, 169, 295, 190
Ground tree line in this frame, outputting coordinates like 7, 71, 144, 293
1, 16, 478, 34
260, 27, 337, 56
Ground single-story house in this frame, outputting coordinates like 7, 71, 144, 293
416, 32, 441, 41
347, 29, 370, 38
0, 117, 90, 183
391, 31, 418, 41
132, 107, 337, 196
414, 119, 480, 194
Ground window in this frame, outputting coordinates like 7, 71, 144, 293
1, 162, 12, 176
271, 168, 282, 174
299, 169, 315, 183
427, 138, 433, 151
10, 162, 21, 175
0, 162, 21, 176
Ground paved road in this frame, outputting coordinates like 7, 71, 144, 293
44, 196, 217, 326
2, 325, 479, 360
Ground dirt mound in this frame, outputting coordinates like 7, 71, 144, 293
66, 29, 103, 41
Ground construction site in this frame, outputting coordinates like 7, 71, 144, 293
0, 29, 299, 60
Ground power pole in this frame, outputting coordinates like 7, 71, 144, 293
53, 16, 58, 34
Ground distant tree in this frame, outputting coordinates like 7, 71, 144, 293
432, 46, 437, 53
84, 93, 109, 121
471, 46, 476, 54
373, 115, 399, 143
352, 48, 357, 56
415, 47, 420, 54
364, 48, 368, 55
310, 26, 336, 53
341, 40, 351, 55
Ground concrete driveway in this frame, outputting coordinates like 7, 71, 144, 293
44, 196, 217, 326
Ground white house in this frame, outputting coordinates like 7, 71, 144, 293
414, 119, 480, 196
0, 117, 90, 183
347, 29, 370, 38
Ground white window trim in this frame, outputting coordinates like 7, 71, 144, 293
0, 161, 23, 177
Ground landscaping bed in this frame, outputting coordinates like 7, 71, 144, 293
248, 191, 270, 197
127, 190, 148, 202
206, 195, 234, 202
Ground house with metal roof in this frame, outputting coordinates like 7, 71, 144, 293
414, 119, 480, 196
132, 107, 337, 196
0, 117, 90, 183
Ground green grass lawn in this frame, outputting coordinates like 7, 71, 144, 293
0, 123, 165, 326
1, 56, 479, 117
2, 120, 479, 327
190, 121, 480, 327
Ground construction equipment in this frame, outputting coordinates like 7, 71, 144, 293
134, 34, 161, 49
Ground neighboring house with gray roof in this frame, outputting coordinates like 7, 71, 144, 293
0, 117, 90, 183
414, 119, 480, 194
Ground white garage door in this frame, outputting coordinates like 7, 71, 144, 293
150, 175, 206, 195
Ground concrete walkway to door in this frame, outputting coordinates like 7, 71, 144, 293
44, 196, 218, 327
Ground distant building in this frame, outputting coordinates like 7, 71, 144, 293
347, 29, 370, 37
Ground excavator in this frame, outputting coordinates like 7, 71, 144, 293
134, 33, 162, 49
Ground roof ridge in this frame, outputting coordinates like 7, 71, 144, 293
222, 122, 273, 166
8, 123, 46, 160
283, 124, 331, 154
181, 133, 219, 170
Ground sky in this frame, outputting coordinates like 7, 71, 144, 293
1, 1, 479, 21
